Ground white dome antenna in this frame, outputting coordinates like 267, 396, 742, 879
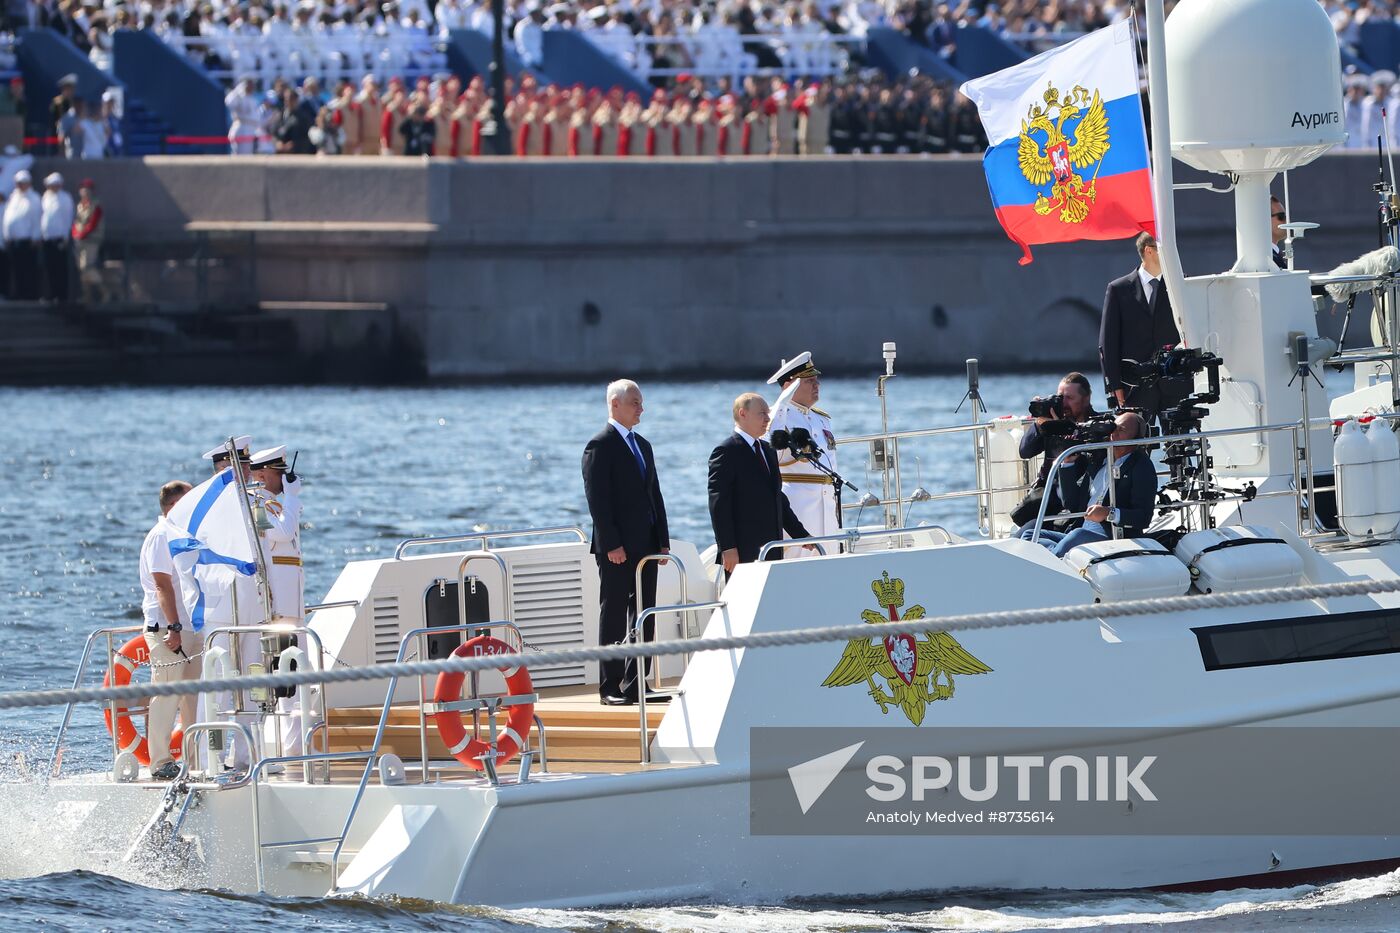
1166, 0, 1344, 271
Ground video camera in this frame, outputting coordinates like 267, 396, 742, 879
1120, 346, 1223, 388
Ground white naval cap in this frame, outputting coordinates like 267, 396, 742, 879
13, 169, 30, 184
766, 350, 820, 385
202, 435, 253, 462
249, 445, 288, 469
43, 172, 62, 187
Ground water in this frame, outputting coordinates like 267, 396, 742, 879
0, 372, 1392, 931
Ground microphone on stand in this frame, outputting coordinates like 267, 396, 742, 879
770, 429, 792, 453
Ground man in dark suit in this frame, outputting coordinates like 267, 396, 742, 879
1032, 412, 1158, 557
1271, 195, 1288, 269
709, 392, 812, 575
1099, 232, 1185, 426
581, 379, 670, 706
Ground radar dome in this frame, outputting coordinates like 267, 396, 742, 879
1165, 0, 1343, 175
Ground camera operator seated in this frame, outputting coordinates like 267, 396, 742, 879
1031, 412, 1157, 558
1013, 373, 1099, 533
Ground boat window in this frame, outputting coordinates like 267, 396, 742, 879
1194, 608, 1400, 671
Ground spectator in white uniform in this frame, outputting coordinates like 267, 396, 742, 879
514, 6, 545, 67
226, 77, 263, 154
39, 173, 75, 304
3, 169, 41, 300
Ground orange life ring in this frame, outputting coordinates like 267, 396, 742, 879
102, 635, 183, 767
433, 635, 534, 771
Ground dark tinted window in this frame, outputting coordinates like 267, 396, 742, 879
1195, 610, 1400, 671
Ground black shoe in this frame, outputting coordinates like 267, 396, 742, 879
600, 693, 634, 706
640, 692, 672, 704
151, 762, 180, 781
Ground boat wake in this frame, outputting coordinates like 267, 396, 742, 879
508, 871, 1400, 932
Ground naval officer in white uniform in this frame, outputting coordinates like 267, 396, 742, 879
199, 435, 265, 767
766, 352, 841, 543
250, 445, 308, 755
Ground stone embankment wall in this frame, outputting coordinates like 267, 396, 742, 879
37, 153, 1385, 380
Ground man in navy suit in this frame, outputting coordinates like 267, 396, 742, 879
1099, 232, 1186, 427
708, 393, 813, 576
582, 379, 670, 706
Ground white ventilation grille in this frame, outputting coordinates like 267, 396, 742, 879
372, 595, 401, 664
511, 558, 588, 687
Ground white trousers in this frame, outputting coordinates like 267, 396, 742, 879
143, 629, 205, 771
783, 481, 840, 550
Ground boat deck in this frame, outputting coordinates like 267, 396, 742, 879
320, 681, 686, 779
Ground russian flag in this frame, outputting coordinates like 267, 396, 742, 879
960, 21, 1154, 265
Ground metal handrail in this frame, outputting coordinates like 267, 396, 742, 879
394, 525, 586, 560
1028, 419, 1319, 544
306, 600, 360, 613
633, 600, 726, 764
331, 618, 540, 882
399, 620, 526, 783
250, 749, 379, 893
837, 419, 1017, 447
634, 553, 690, 689
203, 624, 330, 754
49, 624, 145, 778
755, 538, 832, 560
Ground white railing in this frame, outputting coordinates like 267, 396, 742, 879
160, 31, 448, 83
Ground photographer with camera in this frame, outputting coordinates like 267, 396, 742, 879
1032, 412, 1158, 558
1012, 372, 1099, 531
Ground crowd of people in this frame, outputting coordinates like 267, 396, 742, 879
22, 0, 1392, 159
226, 71, 985, 156
0, 169, 103, 303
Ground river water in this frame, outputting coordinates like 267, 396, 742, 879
1, 372, 1396, 932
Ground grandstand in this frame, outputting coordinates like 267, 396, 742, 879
17, 0, 1400, 157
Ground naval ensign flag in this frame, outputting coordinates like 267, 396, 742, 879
960, 20, 1155, 265
165, 470, 258, 632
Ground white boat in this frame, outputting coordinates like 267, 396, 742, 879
14, 0, 1400, 908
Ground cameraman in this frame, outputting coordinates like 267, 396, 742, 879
1012, 372, 1098, 532
1033, 412, 1158, 558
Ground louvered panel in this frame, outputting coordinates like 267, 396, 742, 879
372, 595, 401, 664
511, 558, 588, 685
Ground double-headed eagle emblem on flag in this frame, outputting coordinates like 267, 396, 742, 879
822, 572, 992, 726
1018, 82, 1111, 224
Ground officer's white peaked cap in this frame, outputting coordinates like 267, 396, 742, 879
202, 435, 253, 461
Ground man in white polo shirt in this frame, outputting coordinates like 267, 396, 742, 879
140, 479, 202, 781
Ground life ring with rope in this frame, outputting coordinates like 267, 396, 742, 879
102, 635, 183, 767
433, 635, 534, 771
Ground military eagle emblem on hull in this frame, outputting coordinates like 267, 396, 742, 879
1019, 82, 1111, 224
822, 572, 992, 726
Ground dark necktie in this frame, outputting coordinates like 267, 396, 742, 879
1147, 277, 1159, 310
753, 440, 769, 474
626, 431, 647, 479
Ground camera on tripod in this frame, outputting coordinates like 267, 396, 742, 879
1121, 346, 1222, 390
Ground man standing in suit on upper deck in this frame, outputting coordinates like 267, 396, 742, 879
581, 379, 671, 707
709, 392, 814, 576
1099, 232, 1186, 428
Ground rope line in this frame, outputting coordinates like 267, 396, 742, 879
14, 576, 1400, 713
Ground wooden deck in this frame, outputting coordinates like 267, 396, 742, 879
323, 682, 682, 778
